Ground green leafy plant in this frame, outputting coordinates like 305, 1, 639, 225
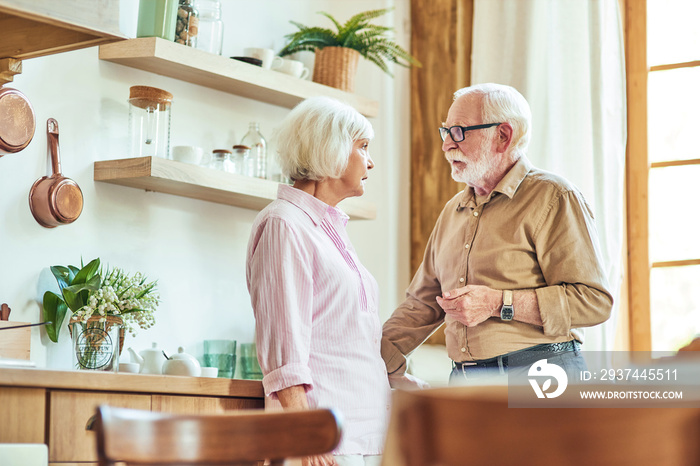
42, 258, 159, 342
279, 8, 421, 75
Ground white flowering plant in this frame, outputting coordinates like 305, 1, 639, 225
42, 258, 159, 342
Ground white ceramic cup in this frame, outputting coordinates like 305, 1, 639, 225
271, 58, 310, 79
172, 145, 204, 164
119, 362, 140, 374
243, 47, 283, 69
200, 366, 219, 378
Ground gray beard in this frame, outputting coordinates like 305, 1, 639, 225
446, 148, 498, 186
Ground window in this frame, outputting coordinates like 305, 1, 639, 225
628, 0, 700, 351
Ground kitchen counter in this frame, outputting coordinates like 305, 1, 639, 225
0, 367, 265, 464
0, 366, 264, 398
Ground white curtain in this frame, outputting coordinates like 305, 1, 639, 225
471, 0, 626, 352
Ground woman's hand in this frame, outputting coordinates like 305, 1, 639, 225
277, 386, 338, 465
302, 453, 338, 466
388, 372, 430, 390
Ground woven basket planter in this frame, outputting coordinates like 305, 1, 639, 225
312, 46, 361, 92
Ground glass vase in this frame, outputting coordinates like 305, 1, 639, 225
70, 316, 123, 372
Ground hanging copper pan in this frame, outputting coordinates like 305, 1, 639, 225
0, 85, 36, 155
29, 118, 83, 228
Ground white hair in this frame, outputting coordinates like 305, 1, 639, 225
275, 96, 374, 181
454, 83, 532, 158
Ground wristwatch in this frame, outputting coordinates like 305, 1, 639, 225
500, 290, 514, 321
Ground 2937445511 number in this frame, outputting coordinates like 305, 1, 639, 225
580, 368, 678, 382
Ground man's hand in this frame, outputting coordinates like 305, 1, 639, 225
436, 285, 501, 327
388, 372, 430, 390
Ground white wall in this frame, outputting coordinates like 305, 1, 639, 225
0, 0, 411, 370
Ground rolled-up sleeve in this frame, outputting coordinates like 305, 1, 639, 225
534, 190, 613, 336
382, 216, 446, 375
247, 217, 314, 398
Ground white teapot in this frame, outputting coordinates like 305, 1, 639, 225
127, 342, 166, 374
162, 347, 202, 377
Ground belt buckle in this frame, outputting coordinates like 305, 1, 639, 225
456, 361, 478, 369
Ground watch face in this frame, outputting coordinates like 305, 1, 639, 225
501, 305, 514, 321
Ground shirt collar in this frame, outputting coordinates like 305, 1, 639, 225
457, 156, 533, 209
277, 184, 349, 227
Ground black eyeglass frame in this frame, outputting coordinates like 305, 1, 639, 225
438, 123, 502, 142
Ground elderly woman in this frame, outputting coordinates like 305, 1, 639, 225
246, 96, 390, 466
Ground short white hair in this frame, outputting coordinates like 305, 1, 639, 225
454, 83, 532, 158
275, 96, 374, 181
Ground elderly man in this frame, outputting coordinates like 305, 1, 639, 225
382, 83, 613, 384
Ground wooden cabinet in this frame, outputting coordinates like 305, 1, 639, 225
0, 0, 125, 61
152, 394, 264, 415
49, 390, 151, 463
0, 368, 265, 465
0, 387, 45, 443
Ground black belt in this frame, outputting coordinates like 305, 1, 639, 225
452, 340, 581, 371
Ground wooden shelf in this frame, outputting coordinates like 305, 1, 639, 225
0, 0, 126, 60
94, 157, 377, 220
98, 37, 379, 118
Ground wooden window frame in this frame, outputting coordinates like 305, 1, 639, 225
624, 0, 651, 350
625, 1, 700, 350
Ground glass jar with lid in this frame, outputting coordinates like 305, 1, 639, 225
209, 149, 233, 172
194, 0, 224, 55
175, 0, 199, 47
128, 85, 173, 159
231, 145, 251, 175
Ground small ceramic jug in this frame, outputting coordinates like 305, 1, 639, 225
127, 342, 166, 374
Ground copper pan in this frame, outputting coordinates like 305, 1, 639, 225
0, 85, 36, 155
29, 118, 83, 228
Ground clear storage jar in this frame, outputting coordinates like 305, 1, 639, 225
209, 149, 234, 172
231, 145, 252, 176
175, 0, 199, 47
128, 86, 173, 159
195, 0, 224, 55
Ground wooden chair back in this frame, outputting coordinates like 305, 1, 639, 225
382, 385, 700, 466
94, 405, 342, 466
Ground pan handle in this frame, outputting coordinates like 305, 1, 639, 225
47, 118, 61, 175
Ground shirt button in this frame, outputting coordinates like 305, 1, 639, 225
459, 278, 464, 283
465, 244, 470, 249
461, 347, 466, 352
473, 211, 479, 217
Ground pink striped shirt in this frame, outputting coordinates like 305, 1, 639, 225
246, 184, 391, 455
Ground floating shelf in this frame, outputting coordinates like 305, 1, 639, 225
94, 157, 377, 220
0, 0, 126, 60
98, 37, 379, 118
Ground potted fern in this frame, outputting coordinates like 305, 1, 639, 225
279, 8, 420, 92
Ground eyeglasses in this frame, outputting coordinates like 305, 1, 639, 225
438, 123, 502, 142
